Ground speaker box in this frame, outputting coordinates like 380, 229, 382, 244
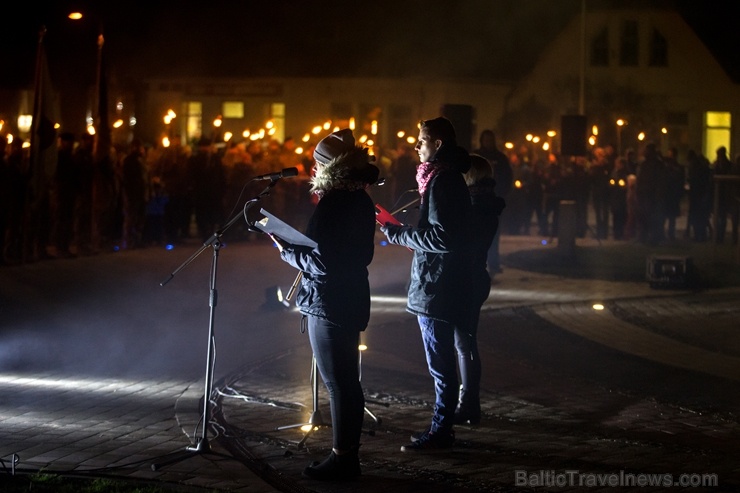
561, 115, 587, 156
441, 104, 474, 151
646, 255, 695, 289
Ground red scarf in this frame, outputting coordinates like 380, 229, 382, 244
416, 161, 449, 200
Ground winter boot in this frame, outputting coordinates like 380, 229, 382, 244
302, 447, 361, 480
454, 386, 481, 425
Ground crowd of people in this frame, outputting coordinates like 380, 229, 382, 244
0, 132, 318, 265
494, 141, 740, 246
2, 126, 739, 267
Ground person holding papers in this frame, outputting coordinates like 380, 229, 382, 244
379, 117, 473, 452
269, 128, 379, 480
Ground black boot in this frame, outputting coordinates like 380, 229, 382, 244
454, 386, 481, 425
302, 448, 360, 481
456, 350, 482, 425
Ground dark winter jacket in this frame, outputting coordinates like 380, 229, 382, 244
278, 147, 379, 329
468, 176, 505, 306
382, 144, 474, 324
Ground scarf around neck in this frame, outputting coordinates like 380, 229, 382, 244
416, 161, 450, 200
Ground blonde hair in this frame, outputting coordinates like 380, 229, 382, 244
464, 154, 493, 186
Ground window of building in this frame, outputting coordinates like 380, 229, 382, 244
222, 101, 244, 119
186, 101, 202, 142
619, 20, 639, 66
704, 111, 731, 159
271, 102, 285, 143
649, 28, 668, 66
590, 26, 609, 67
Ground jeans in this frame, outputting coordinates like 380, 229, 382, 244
418, 316, 458, 433
308, 315, 364, 451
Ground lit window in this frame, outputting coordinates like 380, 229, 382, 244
222, 101, 244, 119
186, 101, 202, 142
703, 111, 731, 159
271, 103, 285, 143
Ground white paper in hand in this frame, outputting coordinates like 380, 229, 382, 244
254, 208, 317, 248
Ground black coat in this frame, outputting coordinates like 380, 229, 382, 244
383, 145, 474, 325
280, 188, 376, 330
468, 176, 504, 306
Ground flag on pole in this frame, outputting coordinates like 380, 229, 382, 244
24, 25, 58, 261
93, 32, 111, 164
91, 30, 116, 250
29, 26, 58, 203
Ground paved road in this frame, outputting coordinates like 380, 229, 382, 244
1, 235, 739, 492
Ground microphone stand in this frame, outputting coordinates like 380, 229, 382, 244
391, 197, 420, 215
387, 188, 420, 222
151, 179, 279, 471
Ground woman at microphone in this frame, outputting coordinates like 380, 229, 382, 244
269, 128, 379, 481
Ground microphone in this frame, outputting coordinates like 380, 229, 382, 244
252, 167, 299, 181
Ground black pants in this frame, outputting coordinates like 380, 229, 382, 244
454, 307, 482, 414
308, 315, 364, 451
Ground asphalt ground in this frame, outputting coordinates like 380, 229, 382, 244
1, 233, 739, 492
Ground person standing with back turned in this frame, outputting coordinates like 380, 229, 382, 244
454, 154, 505, 425
380, 117, 473, 451
269, 128, 379, 480
473, 129, 511, 277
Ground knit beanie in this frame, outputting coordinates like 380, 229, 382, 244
313, 128, 356, 163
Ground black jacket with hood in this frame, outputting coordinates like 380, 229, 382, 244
278, 147, 379, 330
383, 144, 473, 325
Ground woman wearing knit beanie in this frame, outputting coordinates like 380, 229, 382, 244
269, 128, 379, 480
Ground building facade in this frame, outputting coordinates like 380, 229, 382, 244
504, 7, 739, 160
137, 76, 512, 153
3, 6, 737, 163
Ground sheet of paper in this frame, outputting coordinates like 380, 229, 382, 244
254, 208, 317, 248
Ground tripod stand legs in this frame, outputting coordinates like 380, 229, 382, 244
151, 437, 237, 471
151, 402, 236, 471
364, 406, 381, 425
358, 344, 382, 427
276, 343, 385, 445
275, 354, 331, 447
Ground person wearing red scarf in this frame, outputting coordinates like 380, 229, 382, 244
380, 117, 473, 451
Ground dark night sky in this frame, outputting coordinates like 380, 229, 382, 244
2, 0, 738, 91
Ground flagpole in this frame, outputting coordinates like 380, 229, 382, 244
23, 26, 45, 262
24, 25, 57, 263
89, 17, 112, 252
29, 26, 47, 190
93, 27, 110, 163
